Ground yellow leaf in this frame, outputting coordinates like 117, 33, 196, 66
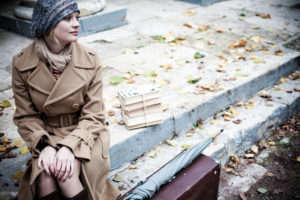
166, 139, 177, 147
228, 106, 239, 117
113, 174, 123, 182
197, 25, 209, 31
230, 154, 240, 164
19, 146, 29, 154
182, 9, 196, 16
176, 60, 187, 66
149, 152, 157, 158
183, 23, 193, 29
11, 171, 24, 179
245, 153, 255, 158
0, 145, 7, 152
253, 59, 265, 64
10, 137, 25, 148
268, 141, 275, 146
1, 100, 11, 108
181, 144, 191, 150
297, 156, 300, 162
250, 36, 263, 43
225, 167, 234, 173
1, 136, 10, 143
246, 103, 254, 109
210, 120, 219, 125
186, 133, 194, 137
109, 118, 118, 124
128, 165, 137, 170
264, 51, 272, 55
155, 146, 165, 152
252, 26, 260, 30
280, 77, 286, 83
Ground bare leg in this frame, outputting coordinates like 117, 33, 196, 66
37, 171, 57, 198
58, 159, 84, 198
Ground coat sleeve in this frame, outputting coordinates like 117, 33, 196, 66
57, 54, 110, 161
12, 55, 55, 157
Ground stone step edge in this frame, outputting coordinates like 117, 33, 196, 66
109, 55, 300, 170
108, 71, 300, 194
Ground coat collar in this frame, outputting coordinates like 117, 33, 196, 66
23, 41, 96, 107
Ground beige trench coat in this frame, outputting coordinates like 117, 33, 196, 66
12, 41, 120, 200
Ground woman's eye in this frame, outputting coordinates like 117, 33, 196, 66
63, 16, 71, 21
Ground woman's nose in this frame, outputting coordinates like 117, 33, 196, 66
72, 18, 80, 28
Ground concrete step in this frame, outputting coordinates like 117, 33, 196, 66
108, 70, 300, 195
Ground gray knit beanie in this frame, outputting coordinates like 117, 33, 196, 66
31, 0, 80, 38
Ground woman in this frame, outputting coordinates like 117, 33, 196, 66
12, 0, 120, 199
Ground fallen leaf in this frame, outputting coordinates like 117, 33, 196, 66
289, 72, 299, 80
265, 103, 273, 107
19, 146, 29, 154
176, 60, 187, 66
128, 165, 137, 170
151, 35, 165, 43
207, 40, 216, 45
118, 184, 127, 191
259, 90, 271, 98
1, 136, 10, 143
160, 63, 173, 71
235, 72, 247, 77
245, 153, 255, 158
109, 76, 123, 85
144, 71, 157, 77
149, 152, 157, 158
268, 141, 276, 146
182, 144, 191, 150
11, 171, 24, 179
125, 77, 135, 84
1, 100, 11, 108
197, 25, 209, 31
256, 13, 271, 19
253, 59, 265, 64
124, 48, 134, 54
275, 50, 283, 56
210, 120, 219, 125
229, 39, 247, 48
183, 9, 196, 16
155, 146, 165, 152
186, 133, 194, 137
274, 87, 281, 91
233, 119, 242, 124
216, 29, 223, 33
216, 68, 226, 73
280, 77, 286, 83
257, 187, 268, 194
239, 13, 246, 17
186, 75, 200, 84
107, 110, 115, 116
2, 152, 16, 158
166, 139, 177, 147
230, 154, 240, 164
0, 145, 7, 152
183, 23, 194, 29
251, 145, 259, 154
113, 174, 123, 182
225, 167, 234, 173
266, 172, 274, 177
250, 36, 263, 43
229, 106, 239, 117
10, 137, 25, 148
109, 118, 118, 124
252, 26, 260, 30
162, 102, 169, 112
239, 192, 247, 200
194, 52, 205, 59
294, 88, 300, 92
245, 103, 254, 109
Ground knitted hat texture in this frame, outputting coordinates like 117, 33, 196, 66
31, 0, 79, 38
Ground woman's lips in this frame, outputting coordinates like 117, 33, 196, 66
70, 31, 78, 36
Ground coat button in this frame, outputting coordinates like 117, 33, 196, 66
72, 103, 80, 110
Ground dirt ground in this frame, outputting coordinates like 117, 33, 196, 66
224, 112, 300, 200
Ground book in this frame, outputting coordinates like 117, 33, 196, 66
122, 111, 163, 127
118, 85, 159, 105
123, 98, 161, 112
125, 103, 162, 118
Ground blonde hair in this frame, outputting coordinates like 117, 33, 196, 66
46, 28, 60, 44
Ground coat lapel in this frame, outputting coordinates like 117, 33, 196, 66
27, 61, 57, 95
43, 42, 94, 107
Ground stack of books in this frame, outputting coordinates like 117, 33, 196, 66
118, 85, 162, 129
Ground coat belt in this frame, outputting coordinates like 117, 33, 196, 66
41, 113, 79, 128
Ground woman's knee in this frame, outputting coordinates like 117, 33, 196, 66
57, 158, 81, 185
37, 171, 56, 187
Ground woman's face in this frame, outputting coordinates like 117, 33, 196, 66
54, 12, 80, 45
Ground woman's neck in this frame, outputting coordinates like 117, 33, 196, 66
44, 38, 67, 54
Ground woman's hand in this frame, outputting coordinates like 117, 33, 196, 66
54, 146, 74, 182
38, 146, 57, 176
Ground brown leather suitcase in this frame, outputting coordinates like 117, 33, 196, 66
119, 154, 220, 200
